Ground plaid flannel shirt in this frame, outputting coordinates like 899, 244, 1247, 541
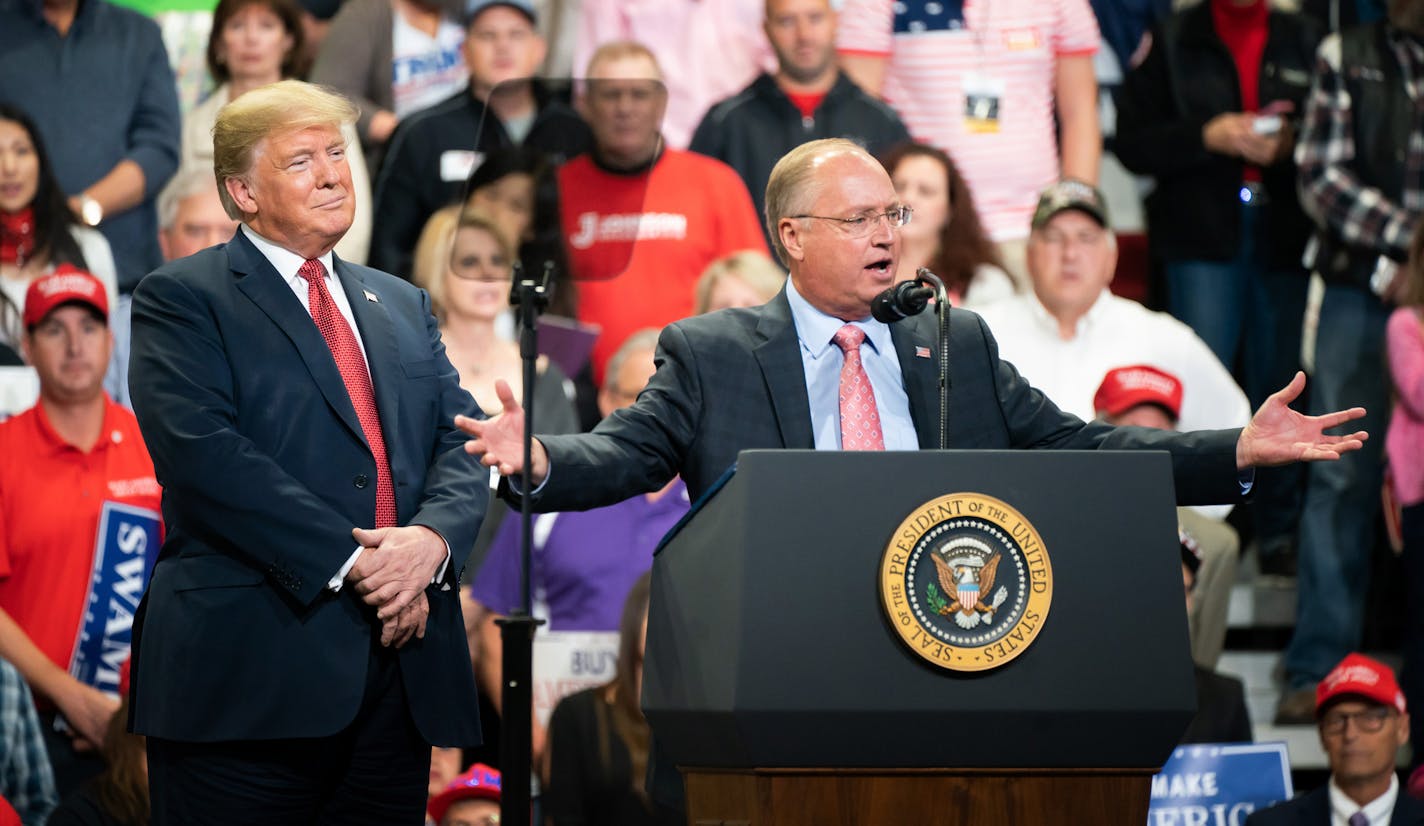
0, 660, 55, 826
1295, 27, 1424, 262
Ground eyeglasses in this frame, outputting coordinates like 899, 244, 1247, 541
1320, 706, 1395, 735
791, 205, 913, 236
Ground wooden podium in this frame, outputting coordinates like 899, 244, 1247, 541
682, 768, 1154, 824
642, 450, 1196, 826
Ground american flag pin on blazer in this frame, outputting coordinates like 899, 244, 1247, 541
363, 290, 379, 303
914, 346, 931, 359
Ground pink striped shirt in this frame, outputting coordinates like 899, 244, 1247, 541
837, 0, 1100, 241
1387, 306, 1424, 506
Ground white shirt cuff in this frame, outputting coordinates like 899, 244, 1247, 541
325, 532, 453, 591
328, 546, 364, 591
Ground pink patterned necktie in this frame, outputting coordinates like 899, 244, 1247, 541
298, 258, 397, 528
832, 324, 885, 451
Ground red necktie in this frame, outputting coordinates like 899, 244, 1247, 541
832, 324, 885, 451
298, 259, 397, 528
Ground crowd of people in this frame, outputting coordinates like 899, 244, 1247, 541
0, 0, 1422, 822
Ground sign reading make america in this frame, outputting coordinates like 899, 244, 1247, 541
1148, 743, 1294, 825
879, 493, 1052, 672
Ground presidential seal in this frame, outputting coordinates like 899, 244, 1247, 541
878, 493, 1053, 672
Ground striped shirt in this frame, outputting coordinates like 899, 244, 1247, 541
837, 0, 1100, 241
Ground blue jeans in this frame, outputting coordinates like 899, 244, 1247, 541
1165, 202, 1308, 407
1165, 201, 1309, 547
1283, 284, 1390, 688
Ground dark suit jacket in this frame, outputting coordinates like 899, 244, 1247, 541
1182, 666, 1254, 745
127, 229, 486, 746
526, 289, 1245, 511
1246, 784, 1424, 825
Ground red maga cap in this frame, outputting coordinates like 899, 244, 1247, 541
427, 763, 501, 823
1093, 364, 1183, 422
1316, 652, 1407, 715
23, 264, 108, 328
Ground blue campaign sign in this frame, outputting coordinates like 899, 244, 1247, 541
69, 501, 161, 697
1148, 742, 1294, 825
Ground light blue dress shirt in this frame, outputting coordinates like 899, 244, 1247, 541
785, 278, 919, 450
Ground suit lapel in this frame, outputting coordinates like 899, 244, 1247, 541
230, 232, 366, 445
1391, 787, 1424, 824
752, 291, 814, 449
336, 259, 403, 463
891, 313, 942, 450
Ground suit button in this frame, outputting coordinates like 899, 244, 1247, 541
353, 474, 368, 489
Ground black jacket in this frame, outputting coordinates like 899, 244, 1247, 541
689, 72, 909, 245
369, 83, 593, 278
1116, 5, 1322, 268
1246, 783, 1424, 825
1181, 666, 1254, 745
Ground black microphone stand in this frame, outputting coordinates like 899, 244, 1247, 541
914, 268, 951, 449
498, 260, 552, 826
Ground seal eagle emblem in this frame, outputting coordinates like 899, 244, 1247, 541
878, 493, 1054, 672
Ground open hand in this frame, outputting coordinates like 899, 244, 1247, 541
1236, 372, 1368, 469
454, 379, 549, 483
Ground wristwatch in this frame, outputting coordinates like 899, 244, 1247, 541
77, 193, 103, 227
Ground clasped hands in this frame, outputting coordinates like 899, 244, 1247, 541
346, 525, 447, 648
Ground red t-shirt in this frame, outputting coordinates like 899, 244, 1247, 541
1212, 0, 1269, 183
784, 90, 827, 120
559, 148, 768, 385
0, 397, 162, 674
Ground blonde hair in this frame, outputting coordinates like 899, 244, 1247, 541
764, 138, 868, 267
585, 40, 664, 79
212, 80, 357, 219
694, 251, 786, 314
411, 206, 514, 319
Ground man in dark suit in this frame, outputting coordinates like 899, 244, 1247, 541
127, 80, 486, 824
458, 137, 1367, 510
1247, 653, 1423, 825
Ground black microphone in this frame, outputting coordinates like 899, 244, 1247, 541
871, 280, 935, 323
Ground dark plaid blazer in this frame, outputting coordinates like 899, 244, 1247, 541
527, 288, 1245, 511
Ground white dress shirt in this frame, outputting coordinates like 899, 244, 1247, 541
976, 288, 1251, 520
240, 225, 449, 590
785, 278, 919, 451
1330, 773, 1398, 826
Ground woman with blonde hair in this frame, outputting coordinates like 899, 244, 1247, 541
693, 250, 785, 316
411, 205, 577, 432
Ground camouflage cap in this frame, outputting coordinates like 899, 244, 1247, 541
1031, 178, 1109, 230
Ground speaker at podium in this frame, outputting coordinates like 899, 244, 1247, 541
643, 449, 1194, 825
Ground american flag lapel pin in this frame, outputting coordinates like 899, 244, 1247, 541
914, 346, 931, 359
363, 289, 379, 303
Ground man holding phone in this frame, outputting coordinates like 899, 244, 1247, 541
1114, 0, 1323, 592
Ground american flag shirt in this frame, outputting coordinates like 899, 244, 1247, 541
838, 0, 1100, 241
